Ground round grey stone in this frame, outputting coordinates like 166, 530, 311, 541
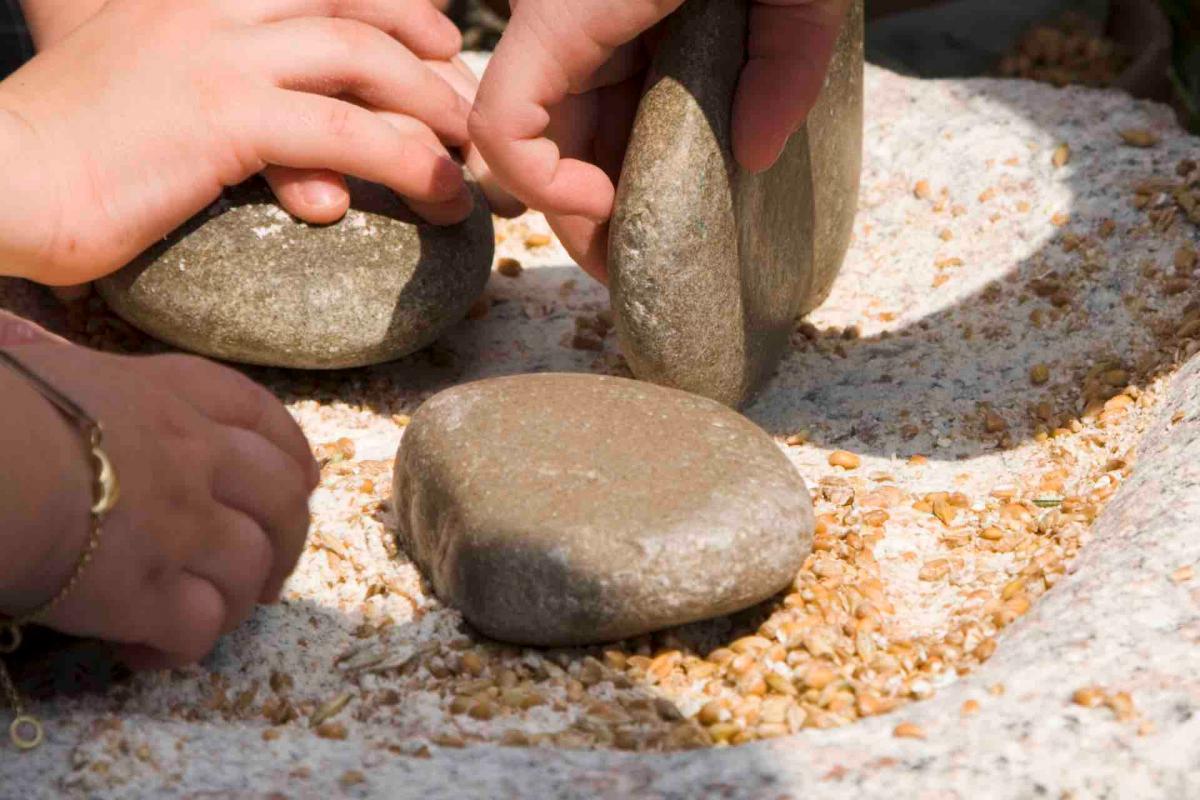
96, 178, 494, 369
609, 0, 864, 408
392, 373, 814, 647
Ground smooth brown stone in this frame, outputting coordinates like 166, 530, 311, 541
393, 373, 814, 647
96, 178, 493, 369
609, 0, 864, 407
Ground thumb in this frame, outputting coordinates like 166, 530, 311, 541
470, 0, 683, 220
733, 0, 851, 173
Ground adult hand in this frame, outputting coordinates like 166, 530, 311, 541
470, 0, 851, 281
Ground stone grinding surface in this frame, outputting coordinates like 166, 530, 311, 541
610, 0, 863, 409
1, 62, 1198, 798
96, 178, 494, 370
394, 373, 813, 646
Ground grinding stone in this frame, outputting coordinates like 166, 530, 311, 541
392, 373, 814, 646
96, 178, 494, 369
609, 0, 864, 407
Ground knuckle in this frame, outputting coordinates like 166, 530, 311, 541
321, 101, 356, 139
162, 434, 218, 515
151, 390, 204, 447
221, 372, 271, 430
319, 0, 348, 19
152, 352, 215, 379
322, 17, 375, 57
466, 105, 494, 147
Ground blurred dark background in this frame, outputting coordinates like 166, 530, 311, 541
450, 0, 1200, 132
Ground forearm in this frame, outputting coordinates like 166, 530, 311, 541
0, 353, 90, 616
21, 0, 107, 49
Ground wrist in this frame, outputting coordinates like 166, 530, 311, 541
0, 349, 92, 617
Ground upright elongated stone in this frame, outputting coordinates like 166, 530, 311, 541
609, 0, 864, 407
96, 178, 493, 369
393, 373, 814, 646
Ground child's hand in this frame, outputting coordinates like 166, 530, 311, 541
0, 342, 317, 669
0, 0, 475, 287
470, 0, 850, 279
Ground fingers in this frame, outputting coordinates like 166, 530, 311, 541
426, 56, 480, 104
262, 113, 494, 225
246, 0, 463, 60
241, 89, 472, 224
121, 572, 226, 668
462, 141, 526, 218
590, 77, 643, 184
547, 213, 608, 283
540, 80, 640, 281
143, 355, 317, 486
733, 0, 850, 173
188, 509, 275, 632
246, 17, 471, 145
211, 428, 312, 604
470, 1, 683, 220
427, 58, 526, 217
572, 40, 649, 94
263, 167, 351, 224
369, 109, 475, 224
262, 57, 524, 222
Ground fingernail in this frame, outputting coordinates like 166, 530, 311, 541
445, 185, 476, 224
437, 157, 468, 195
300, 181, 342, 209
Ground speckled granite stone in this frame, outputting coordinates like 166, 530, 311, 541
393, 373, 813, 646
609, 0, 863, 408
96, 178, 494, 369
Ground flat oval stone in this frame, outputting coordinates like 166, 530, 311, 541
609, 0, 864, 407
96, 178, 493, 369
392, 373, 813, 647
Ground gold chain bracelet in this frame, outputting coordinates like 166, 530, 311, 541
0, 349, 120, 751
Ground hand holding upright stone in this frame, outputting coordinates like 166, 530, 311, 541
469, 0, 855, 281
609, 0, 864, 408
